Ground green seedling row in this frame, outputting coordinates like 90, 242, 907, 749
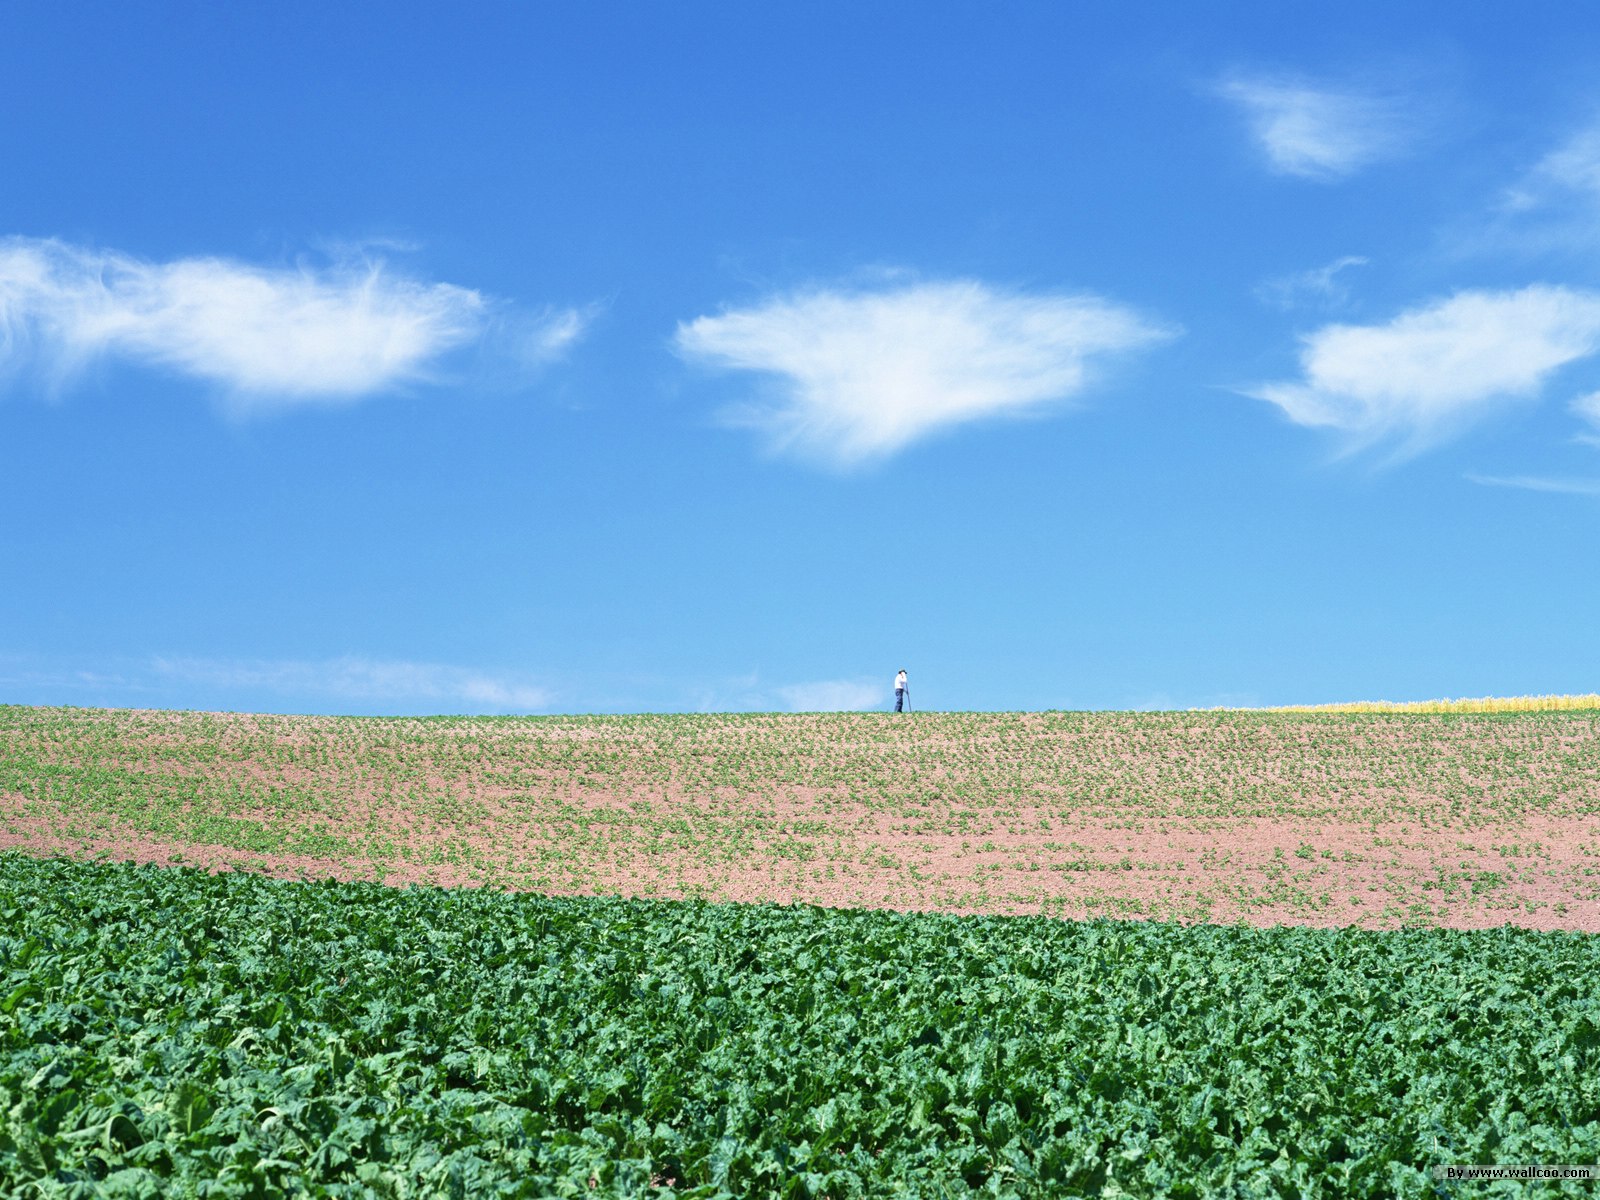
4, 704, 1598, 923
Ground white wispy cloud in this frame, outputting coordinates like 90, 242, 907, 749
0, 236, 588, 409
1465, 473, 1600, 497
1455, 119, 1600, 260
151, 655, 552, 712
1247, 286, 1600, 451
675, 278, 1174, 465
503, 302, 602, 368
0, 655, 148, 695
774, 679, 885, 712
1503, 120, 1600, 213
1217, 73, 1414, 181
1255, 255, 1369, 309
1573, 390, 1600, 446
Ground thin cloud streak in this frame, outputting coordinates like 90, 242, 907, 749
775, 679, 884, 712
1466, 473, 1600, 497
506, 302, 602, 367
1247, 286, 1600, 453
0, 236, 588, 408
151, 655, 552, 712
1456, 118, 1600, 261
1573, 391, 1600, 446
676, 278, 1175, 466
1503, 120, 1600, 212
0, 656, 148, 695
1217, 73, 1414, 181
1255, 255, 1369, 310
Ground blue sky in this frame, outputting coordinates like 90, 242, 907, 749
4, 2, 1599, 715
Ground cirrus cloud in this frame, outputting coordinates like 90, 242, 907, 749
151, 654, 552, 713
0, 236, 589, 410
1477, 118, 1600, 260
675, 278, 1175, 466
1573, 390, 1600, 443
774, 679, 884, 712
1465, 473, 1600, 497
1247, 286, 1600, 452
1217, 72, 1416, 181
1504, 120, 1600, 213
1255, 255, 1369, 310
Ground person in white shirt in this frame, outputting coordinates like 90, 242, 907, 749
894, 669, 908, 712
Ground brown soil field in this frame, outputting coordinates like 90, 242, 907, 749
3, 703, 1598, 930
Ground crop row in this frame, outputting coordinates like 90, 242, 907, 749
4, 853, 1600, 1196
5, 705, 1598, 844
4, 704, 1598, 923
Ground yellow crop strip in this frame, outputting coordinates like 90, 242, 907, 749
1257, 693, 1600, 714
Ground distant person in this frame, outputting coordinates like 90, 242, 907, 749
894, 669, 908, 712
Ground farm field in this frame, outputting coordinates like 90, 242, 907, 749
6, 852, 1600, 1197
3, 703, 1599, 930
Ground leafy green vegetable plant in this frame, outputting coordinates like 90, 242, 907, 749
4, 854, 1599, 1197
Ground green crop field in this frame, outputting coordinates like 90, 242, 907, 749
5, 853, 1600, 1198
4, 704, 1600, 1195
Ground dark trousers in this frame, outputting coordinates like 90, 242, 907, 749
895, 688, 904, 712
